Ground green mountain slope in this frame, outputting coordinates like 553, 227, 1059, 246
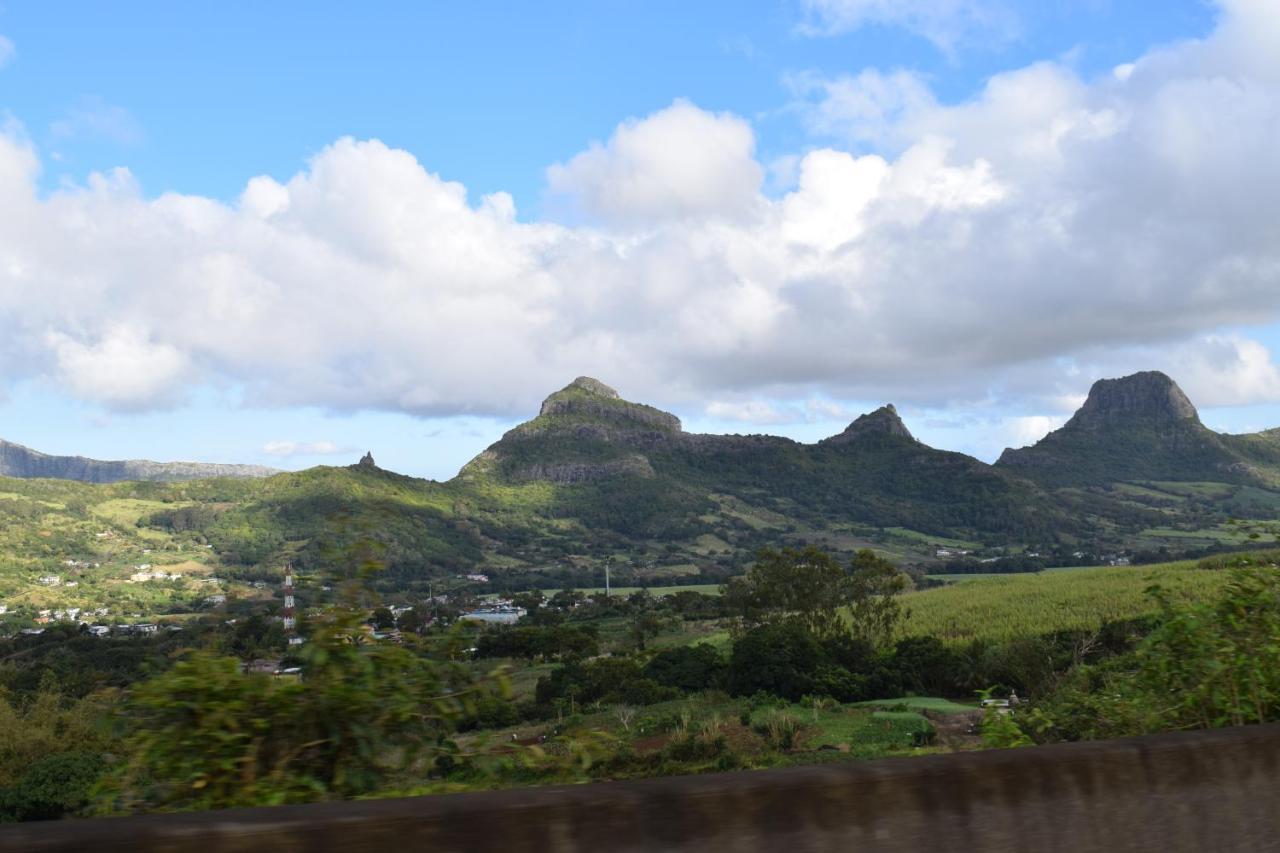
461, 378, 1074, 546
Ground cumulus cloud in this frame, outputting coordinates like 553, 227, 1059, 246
263, 440, 344, 457
796, 0, 1019, 54
1, 1, 1280, 423
1164, 336, 1280, 407
546, 99, 763, 225
45, 326, 190, 410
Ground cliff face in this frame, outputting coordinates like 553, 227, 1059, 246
1061, 371, 1200, 430
0, 439, 277, 484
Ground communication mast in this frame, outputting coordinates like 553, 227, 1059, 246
283, 565, 302, 645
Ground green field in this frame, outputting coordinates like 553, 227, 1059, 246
851, 697, 975, 714
900, 562, 1229, 643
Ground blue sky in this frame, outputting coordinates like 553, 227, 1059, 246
3, 0, 1280, 479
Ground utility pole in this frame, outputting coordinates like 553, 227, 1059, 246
604, 556, 612, 598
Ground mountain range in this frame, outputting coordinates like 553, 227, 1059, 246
3, 371, 1280, 591
0, 439, 276, 484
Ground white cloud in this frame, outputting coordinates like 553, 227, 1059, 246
786, 69, 936, 149
45, 326, 189, 410
1166, 336, 1280, 407
705, 399, 794, 425
546, 99, 763, 225
796, 0, 1019, 54
0, 35, 14, 69
1, 1, 1280, 422
1003, 415, 1066, 449
263, 440, 344, 457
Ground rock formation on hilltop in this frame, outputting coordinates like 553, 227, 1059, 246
996, 371, 1277, 488
1060, 371, 1200, 430
822, 404, 915, 445
460, 377, 681, 485
453, 376, 1067, 543
0, 439, 277, 484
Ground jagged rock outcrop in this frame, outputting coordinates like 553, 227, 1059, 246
0, 439, 277, 484
531, 377, 683, 434
483, 377, 681, 484
1061, 371, 1200, 430
358, 451, 377, 468
995, 371, 1265, 487
822, 405, 915, 445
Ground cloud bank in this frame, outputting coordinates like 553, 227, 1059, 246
1, 0, 1279, 425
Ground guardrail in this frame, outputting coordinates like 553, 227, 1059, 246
4, 722, 1279, 852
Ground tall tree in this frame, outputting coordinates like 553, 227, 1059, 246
723, 546, 906, 646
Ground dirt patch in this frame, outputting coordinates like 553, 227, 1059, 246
927, 709, 984, 749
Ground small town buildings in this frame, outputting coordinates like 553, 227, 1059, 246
460, 606, 526, 625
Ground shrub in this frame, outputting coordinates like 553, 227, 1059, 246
728, 622, 823, 700
643, 644, 727, 693
0, 752, 106, 822
754, 710, 802, 750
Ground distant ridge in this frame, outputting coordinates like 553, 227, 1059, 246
0, 438, 277, 484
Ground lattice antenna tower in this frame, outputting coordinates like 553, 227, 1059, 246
282, 564, 299, 643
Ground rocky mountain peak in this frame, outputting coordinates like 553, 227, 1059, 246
358, 451, 377, 468
823, 404, 914, 445
536, 378, 682, 432
567, 376, 620, 398
1066, 371, 1200, 430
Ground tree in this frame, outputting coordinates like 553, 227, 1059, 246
847, 549, 908, 648
723, 546, 907, 646
727, 622, 824, 700
612, 704, 637, 732
644, 643, 727, 692
629, 609, 666, 652
723, 546, 846, 639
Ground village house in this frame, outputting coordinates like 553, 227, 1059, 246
242, 659, 283, 675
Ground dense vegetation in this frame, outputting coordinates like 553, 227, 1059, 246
3, 545, 1276, 822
